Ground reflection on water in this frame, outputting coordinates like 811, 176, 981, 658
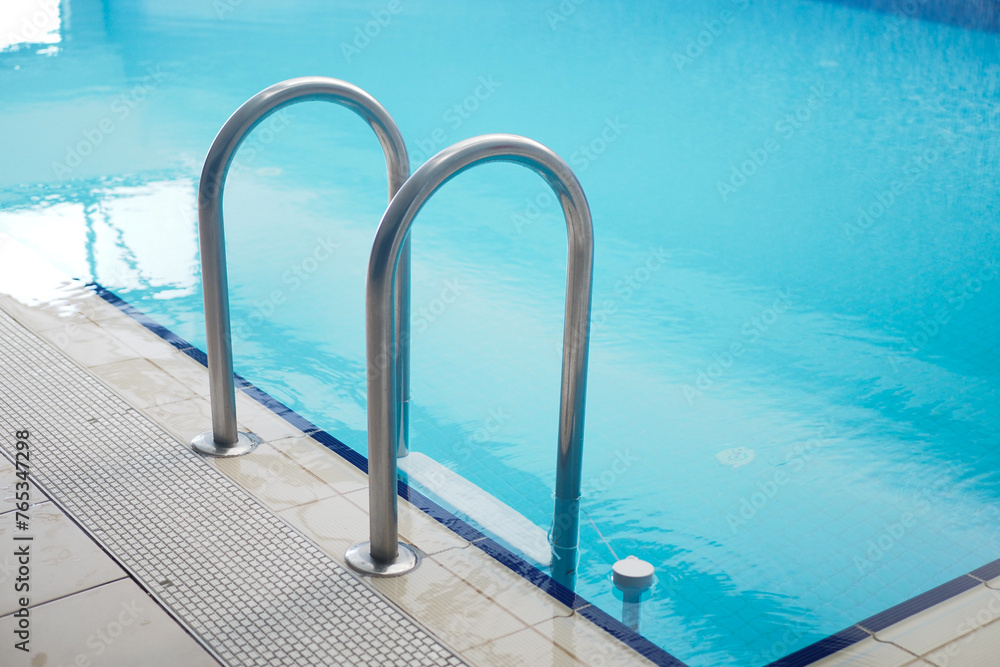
2, 1, 1000, 665
0, 179, 198, 296
1, 0, 61, 55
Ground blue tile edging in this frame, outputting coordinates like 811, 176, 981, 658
766, 563, 1000, 666
86, 282, 685, 667
89, 282, 1000, 666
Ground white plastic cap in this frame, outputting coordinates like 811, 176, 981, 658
612, 555, 654, 591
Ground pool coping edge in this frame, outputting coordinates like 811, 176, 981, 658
86, 281, 683, 667
87, 280, 1000, 667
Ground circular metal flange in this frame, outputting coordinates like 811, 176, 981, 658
190, 431, 260, 457
345, 542, 420, 577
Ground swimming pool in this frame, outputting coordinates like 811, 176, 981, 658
2, 1, 999, 664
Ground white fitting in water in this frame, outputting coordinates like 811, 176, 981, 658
613, 555, 654, 632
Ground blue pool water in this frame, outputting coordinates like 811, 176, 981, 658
2, 1, 999, 664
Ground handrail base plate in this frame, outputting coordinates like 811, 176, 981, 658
191, 430, 261, 457
346, 541, 420, 577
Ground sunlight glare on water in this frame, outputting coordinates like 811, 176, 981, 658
2, 1, 999, 664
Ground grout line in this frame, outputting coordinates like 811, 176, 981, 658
872, 638, 922, 659
0, 445, 228, 667
460, 623, 543, 655
432, 542, 475, 555
0, 576, 131, 617
431, 555, 565, 625
0, 499, 50, 517
856, 623, 922, 657
271, 446, 349, 490
914, 599, 1000, 662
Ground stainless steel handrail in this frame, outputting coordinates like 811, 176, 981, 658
346, 134, 594, 587
191, 77, 411, 457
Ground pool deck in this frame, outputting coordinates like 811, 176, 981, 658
809, 577, 1000, 667
0, 231, 652, 665
1, 228, 998, 666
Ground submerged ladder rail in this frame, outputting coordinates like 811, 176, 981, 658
191, 76, 411, 457
347, 134, 594, 587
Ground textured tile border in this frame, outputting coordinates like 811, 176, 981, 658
0, 307, 468, 667
87, 282, 685, 667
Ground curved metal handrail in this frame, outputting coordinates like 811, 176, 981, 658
191, 77, 411, 457
346, 134, 594, 587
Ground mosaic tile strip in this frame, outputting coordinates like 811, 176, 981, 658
0, 309, 465, 667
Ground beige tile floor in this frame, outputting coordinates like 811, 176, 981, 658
0, 459, 220, 666
4, 228, 1000, 665
0, 578, 220, 667
806, 577, 1000, 667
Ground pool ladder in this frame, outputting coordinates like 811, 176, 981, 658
191, 77, 413, 460
192, 77, 594, 589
